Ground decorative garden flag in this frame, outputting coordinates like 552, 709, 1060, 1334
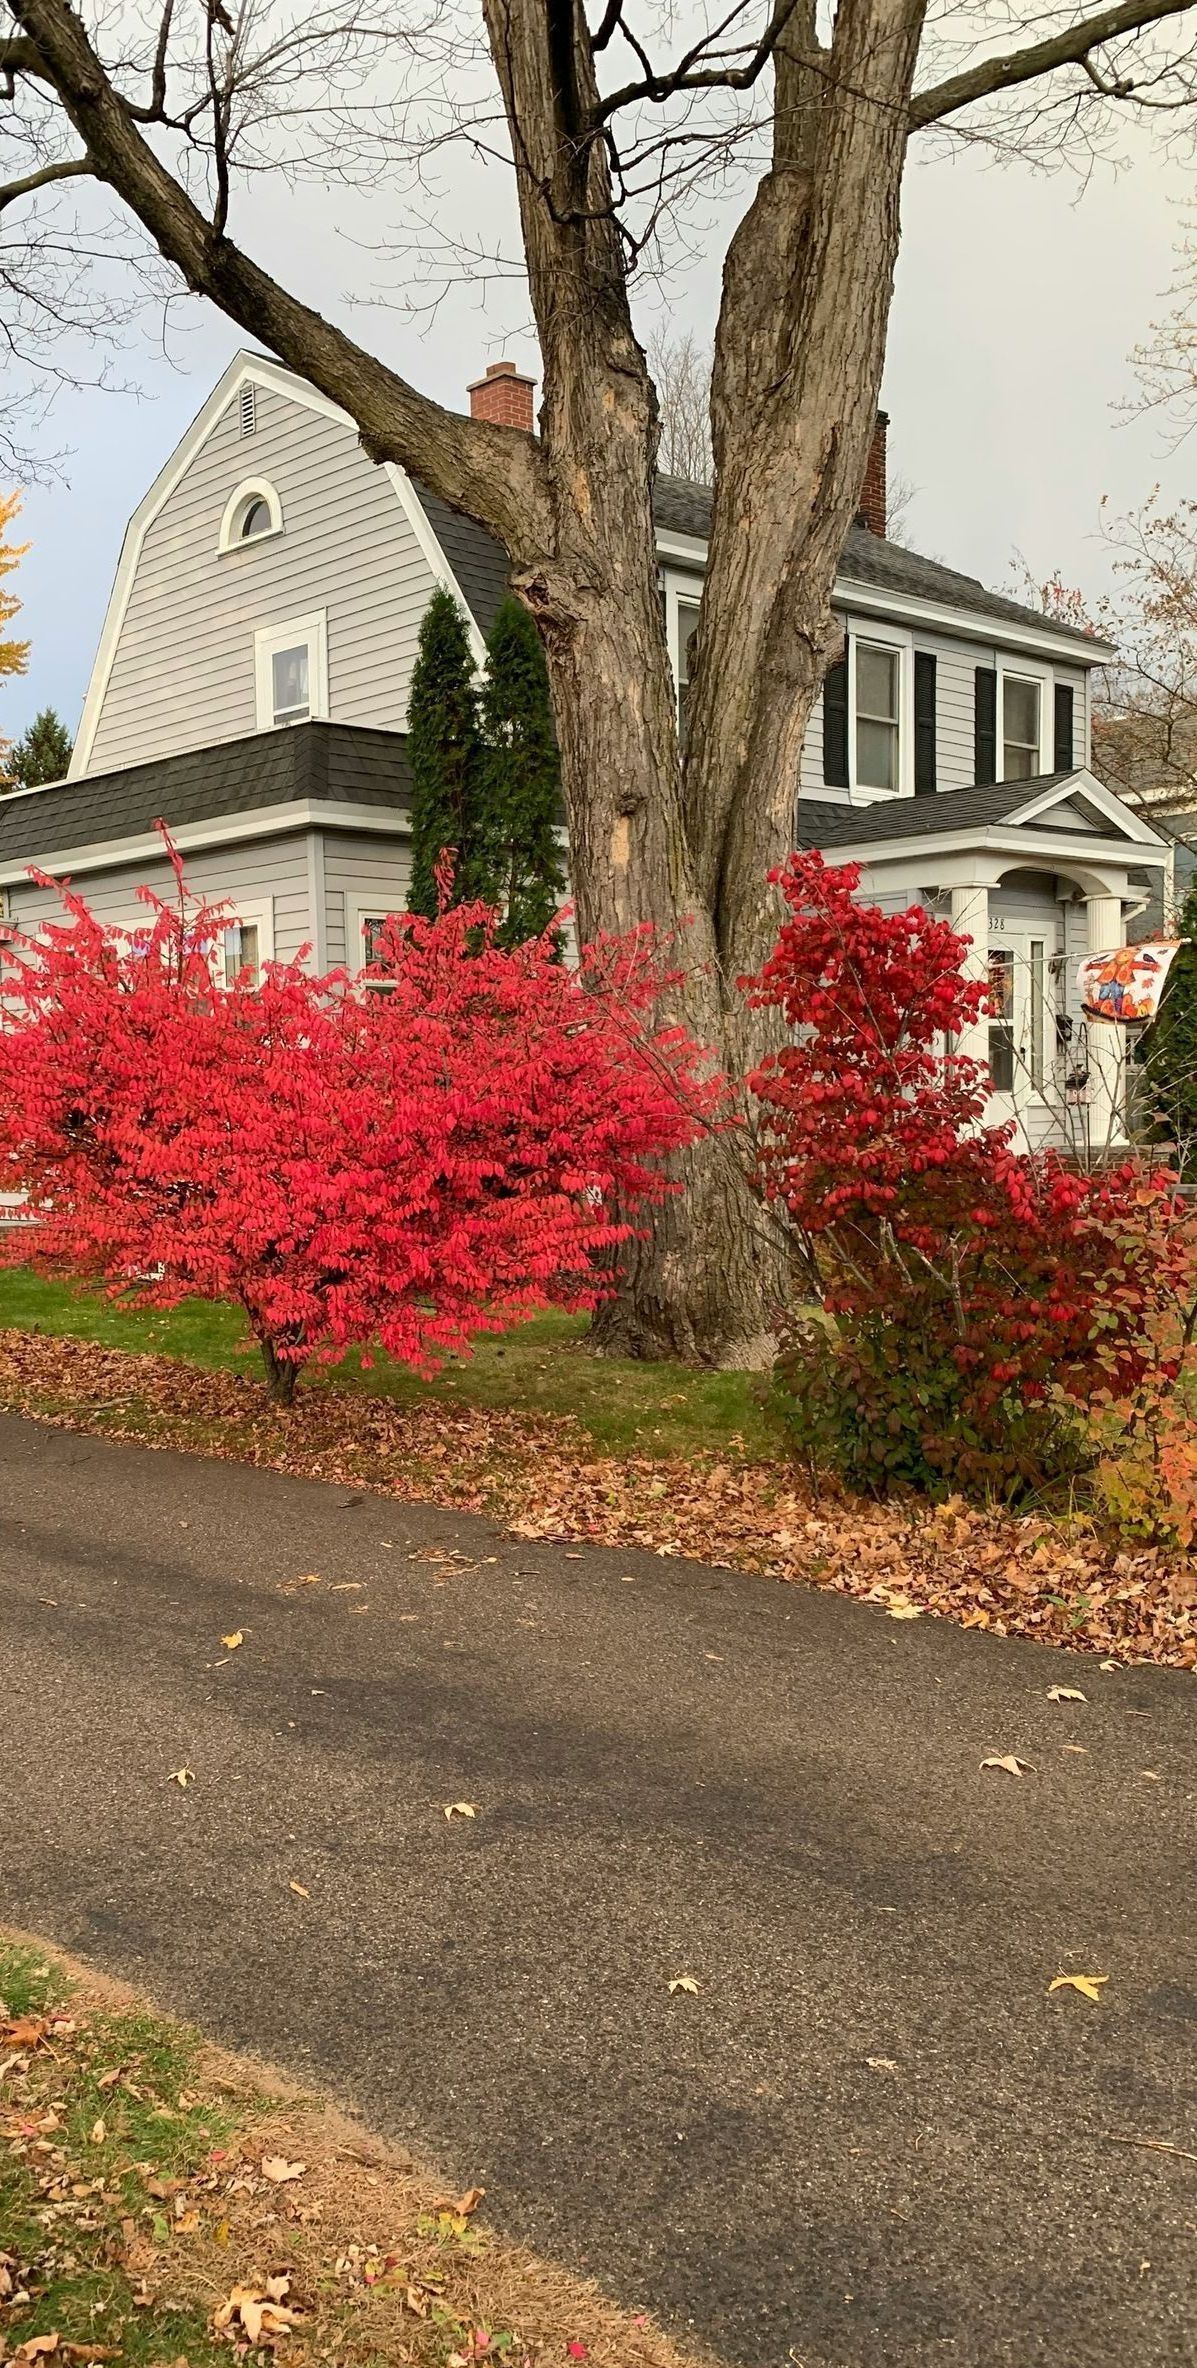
1078, 939, 1185, 1025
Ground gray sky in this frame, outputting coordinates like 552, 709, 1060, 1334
4, 110, 1193, 744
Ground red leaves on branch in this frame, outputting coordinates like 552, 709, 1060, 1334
744, 853, 1197, 1500
0, 835, 716, 1397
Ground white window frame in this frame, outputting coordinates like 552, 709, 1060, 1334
346, 896, 403, 985
848, 621, 913, 802
218, 478, 284, 554
662, 567, 705, 724
254, 610, 328, 731
997, 659, 1051, 782
212, 896, 276, 989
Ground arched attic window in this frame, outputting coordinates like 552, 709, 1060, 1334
218, 479, 284, 553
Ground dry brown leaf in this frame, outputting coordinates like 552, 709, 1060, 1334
214, 2283, 299, 2346
886, 1601, 922, 1621
979, 1754, 1034, 1776
260, 2154, 307, 2184
88, 2117, 106, 2145
1048, 1973, 1109, 2003
220, 1630, 244, 1650
1, 2015, 50, 2049
443, 1802, 477, 1820
16, 2338, 61, 2362
167, 1767, 195, 1788
429, 2185, 485, 2218
668, 1975, 700, 1995
1047, 1686, 1087, 1704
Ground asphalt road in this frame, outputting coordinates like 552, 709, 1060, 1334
0, 1412, 1194, 2368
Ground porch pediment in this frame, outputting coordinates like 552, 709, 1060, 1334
800, 770, 1170, 876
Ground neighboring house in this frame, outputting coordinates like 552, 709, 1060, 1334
0, 350, 1171, 1149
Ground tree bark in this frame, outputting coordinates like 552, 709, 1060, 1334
259, 1336, 299, 1407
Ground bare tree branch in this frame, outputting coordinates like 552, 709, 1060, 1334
912, 0, 1197, 128
0, 149, 90, 209
4, 0, 550, 546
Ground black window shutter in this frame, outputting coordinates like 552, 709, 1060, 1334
1054, 683, 1075, 773
974, 667, 997, 785
914, 652, 937, 795
822, 649, 850, 789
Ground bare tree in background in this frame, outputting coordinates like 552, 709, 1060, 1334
4, 0, 1197, 1363
647, 329, 713, 485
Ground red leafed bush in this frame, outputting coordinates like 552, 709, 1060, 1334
0, 839, 716, 1401
745, 851, 1196, 1501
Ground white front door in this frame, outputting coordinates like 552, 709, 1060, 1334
986, 928, 1059, 1136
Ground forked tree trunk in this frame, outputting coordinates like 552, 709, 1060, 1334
484, 0, 926, 1363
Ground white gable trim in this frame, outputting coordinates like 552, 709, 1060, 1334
71, 352, 488, 775
1010, 769, 1168, 845
810, 820, 1169, 882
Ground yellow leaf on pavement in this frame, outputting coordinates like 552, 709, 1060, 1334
288, 1880, 310, 1898
668, 1975, 700, 1995
1047, 1686, 1086, 1703
1048, 1973, 1108, 2003
980, 1754, 1033, 1776
167, 1767, 195, 1787
220, 1630, 244, 1650
886, 1602, 922, 1621
444, 1802, 477, 1820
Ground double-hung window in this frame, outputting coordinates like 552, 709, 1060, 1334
254, 611, 328, 732
854, 641, 901, 793
676, 599, 701, 747
216, 899, 275, 989
1002, 675, 1042, 780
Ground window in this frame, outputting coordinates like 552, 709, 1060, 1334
676, 599, 701, 745
218, 479, 283, 552
988, 948, 1015, 1093
348, 901, 402, 989
855, 641, 900, 792
254, 611, 328, 731
215, 900, 274, 989
1002, 676, 1041, 780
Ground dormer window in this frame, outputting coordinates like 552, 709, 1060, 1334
218, 479, 283, 553
1002, 676, 1042, 780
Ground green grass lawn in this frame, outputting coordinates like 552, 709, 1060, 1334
0, 1267, 776, 1461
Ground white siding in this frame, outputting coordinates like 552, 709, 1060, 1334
322, 829, 412, 971
87, 385, 441, 774
8, 835, 315, 965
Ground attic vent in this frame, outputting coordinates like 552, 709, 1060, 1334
239, 383, 257, 439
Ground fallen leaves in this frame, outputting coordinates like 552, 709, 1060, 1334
1048, 1973, 1109, 2004
443, 1802, 478, 1821
1047, 1686, 1087, 1704
220, 1629, 244, 1650
667, 1976, 700, 1996
214, 2276, 299, 2347
979, 1754, 1034, 1776
260, 2155, 307, 2184
288, 1880, 310, 1899
2, 1327, 1195, 1670
429, 2185, 485, 2218
166, 1767, 194, 1788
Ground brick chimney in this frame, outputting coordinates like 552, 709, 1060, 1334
856, 410, 888, 537
468, 360, 536, 433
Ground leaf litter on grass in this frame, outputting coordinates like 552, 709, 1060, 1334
0, 1329, 1193, 1670
0, 1934, 709, 2368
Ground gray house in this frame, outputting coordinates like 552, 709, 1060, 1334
0, 349, 1171, 1147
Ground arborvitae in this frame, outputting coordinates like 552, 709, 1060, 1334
479, 596, 565, 947
1144, 870, 1197, 1177
7, 705, 72, 791
406, 589, 485, 917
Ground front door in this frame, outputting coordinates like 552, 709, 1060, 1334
986, 930, 1058, 1135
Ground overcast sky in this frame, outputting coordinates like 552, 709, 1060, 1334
4, 101, 1193, 745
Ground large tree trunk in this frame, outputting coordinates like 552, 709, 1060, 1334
483, 0, 925, 1363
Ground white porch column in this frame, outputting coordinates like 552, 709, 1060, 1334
950, 884, 990, 1069
1084, 893, 1127, 1153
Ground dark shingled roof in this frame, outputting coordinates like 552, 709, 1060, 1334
0, 722, 411, 868
650, 476, 1106, 651
414, 483, 511, 641
798, 773, 1095, 850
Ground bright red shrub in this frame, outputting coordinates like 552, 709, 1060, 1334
745, 851, 1196, 1498
0, 838, 715, 1400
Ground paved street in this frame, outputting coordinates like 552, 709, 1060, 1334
0, 1411, 1193, 2367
